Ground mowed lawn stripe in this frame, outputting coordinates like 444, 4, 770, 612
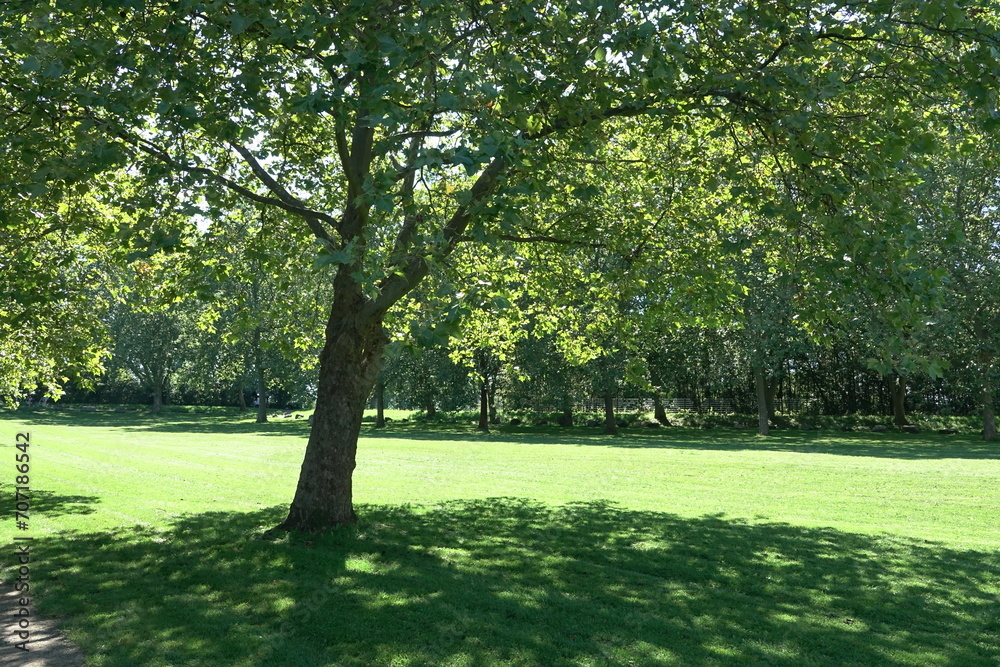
1, 413, 997, 549
356, 435, 1000, 548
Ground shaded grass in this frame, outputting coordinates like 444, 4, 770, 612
1, 411, 999, 665
29, 501, 1000, 666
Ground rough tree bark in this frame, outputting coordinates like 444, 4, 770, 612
488, 383, 498, 424
764, 378, 777, 420
273, 103, 507, 532
277, 278, 388, 531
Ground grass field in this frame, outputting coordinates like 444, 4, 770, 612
1, 408, 998, 665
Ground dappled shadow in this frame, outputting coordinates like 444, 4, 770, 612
29, 489, 100, 517
24, 500, 1000, 666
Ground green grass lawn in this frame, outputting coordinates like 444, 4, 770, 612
1, 408, 999, 665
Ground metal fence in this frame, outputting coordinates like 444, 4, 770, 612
577, 398, 737, 414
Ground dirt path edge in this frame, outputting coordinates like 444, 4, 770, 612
1, 588, 84, 666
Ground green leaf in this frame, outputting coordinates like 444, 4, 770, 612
314, 248, 353, 268
229, 13, 255, 35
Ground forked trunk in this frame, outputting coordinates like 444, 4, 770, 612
477, 383, 489, 431
891, 374, 908, 426
603, 392, 617, 435
753, 364, 769, 436
278, 299, 387, 532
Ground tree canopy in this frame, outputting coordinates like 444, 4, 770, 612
3, 0, 999, 529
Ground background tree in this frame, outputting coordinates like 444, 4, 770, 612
104, 256, 201, 414
911, 119, 1000, 440
188, 205, 331, 422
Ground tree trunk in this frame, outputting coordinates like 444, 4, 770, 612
237, 383, 247, 412
477, 382, 489, 431
983, 379, 997, 442
278, 299, 387, 532
653, 390, 668, 424
488, 383, 498, 424
559, 394, 574, 427
984, 403, 997, 442
603, 391, 617, 435
764, 377, 777, 420
151, 380, 163, 415
256, 362, 269, 424
425, 400, 436, 419
891, 374, 908, 426
973, 324, 996, 442
753, 364, 769, 436
375, 379, 386, 428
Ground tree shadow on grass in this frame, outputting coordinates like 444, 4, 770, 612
364, 424, 1000, 461
6, 411, 995, 460
28, 500, 1000, 666
0, 410, 310, 438
30, 489, 100, 517
0, 484, 100, 517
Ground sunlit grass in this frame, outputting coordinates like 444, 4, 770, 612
1, 409, 998, 665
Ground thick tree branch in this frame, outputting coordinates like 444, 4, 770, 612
758, 40, 790, 70
334, 120, 357, 195
364, 154, 508, 319
229, 142, 338, 242
118, 133, 339, 244
390, 136, 424, 258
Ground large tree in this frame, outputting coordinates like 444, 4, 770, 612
4, 1, 998, 530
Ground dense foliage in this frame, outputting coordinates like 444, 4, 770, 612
4, 1, 1000, 528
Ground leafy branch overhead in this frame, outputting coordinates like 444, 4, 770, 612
6, 1, 998, 315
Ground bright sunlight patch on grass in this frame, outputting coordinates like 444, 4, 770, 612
1, 410, 998, 665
